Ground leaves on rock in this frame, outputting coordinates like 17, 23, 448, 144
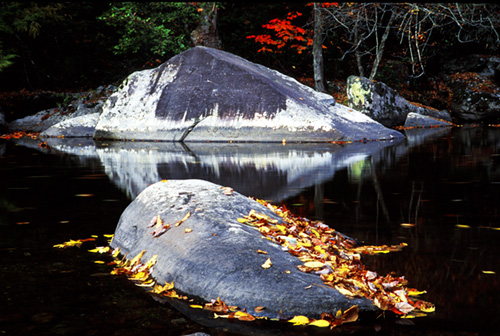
53, 195, 434, 329
261, 257, 272, 269
237, 198, 435, 318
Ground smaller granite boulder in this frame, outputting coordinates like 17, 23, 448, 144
110, 179, 376, 319
404, 112, 454, 128
346, 76, 452, 127
41, 113, 100, 137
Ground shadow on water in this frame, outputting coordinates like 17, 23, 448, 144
1, 126, 500, 335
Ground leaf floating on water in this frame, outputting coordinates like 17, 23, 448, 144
288, 315, 310, 325
256, 249, 268, 254
482, 270, 496, 275
456, 224, 471, 229
261, 258, 272, 269
185, 228, 192, 233
407, 289, 427, 296
234, 311, 256, 321
88, 246, 110, 254
308, 319, 330, 327
53, 239, 84, 248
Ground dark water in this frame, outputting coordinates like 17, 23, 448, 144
1, 126, 499, 335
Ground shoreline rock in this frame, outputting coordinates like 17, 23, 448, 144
346, 76, 452, 127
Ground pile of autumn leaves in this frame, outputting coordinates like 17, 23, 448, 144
55, 198, 435, 329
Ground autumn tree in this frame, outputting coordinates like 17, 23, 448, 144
248, 3, 500, 89
321, 3, 500, 79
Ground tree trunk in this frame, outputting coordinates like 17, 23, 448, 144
368, 11, 395, 80
313, 3, 327, 93
191, 3, 220, 49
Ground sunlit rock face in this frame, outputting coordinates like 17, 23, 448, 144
346, 76, 452, 128
94, 46, 402, 142
110, 179, 376, 319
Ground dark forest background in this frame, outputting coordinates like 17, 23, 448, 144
1, 2, 499, 122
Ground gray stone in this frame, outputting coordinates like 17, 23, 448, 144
8, 86, 114, 133
404, 112, 454, 128
95, 46, 402, 142
346, 75, 452, 127
444, 72, 500, 122
0, 106, 7, 134
110, 179, 376, 319
41, 113, 100, 137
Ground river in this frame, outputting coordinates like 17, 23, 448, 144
1, 126, 499, 335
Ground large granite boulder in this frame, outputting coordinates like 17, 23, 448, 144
110, 179, 376, 319
346, 76, 452, 128
94, 46, 402, 142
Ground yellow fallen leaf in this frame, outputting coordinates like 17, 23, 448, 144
256, 249, 268, 254
53, 239, 82, 248
175, 211, 191, 226
111, 247, 121, 258
190, 304, 204, 309
303, 261, 325, 268
308, 319, 330, 327
135, 279, 155, 287
288, 315, 310, 325
88, 246, 110, 254
93, 260, 105, 264
185, 228, 192, 233
128, 250, 146, 267
276, 224, 287, 234
420, 304, 436, 313
234, 311, 256, 321
261, 258, 272, 269
407, 289, 427, 296
254, 306, 266, 312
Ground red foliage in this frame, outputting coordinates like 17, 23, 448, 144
247, 11, 312, 54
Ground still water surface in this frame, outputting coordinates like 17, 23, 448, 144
1, 126, 499, 335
